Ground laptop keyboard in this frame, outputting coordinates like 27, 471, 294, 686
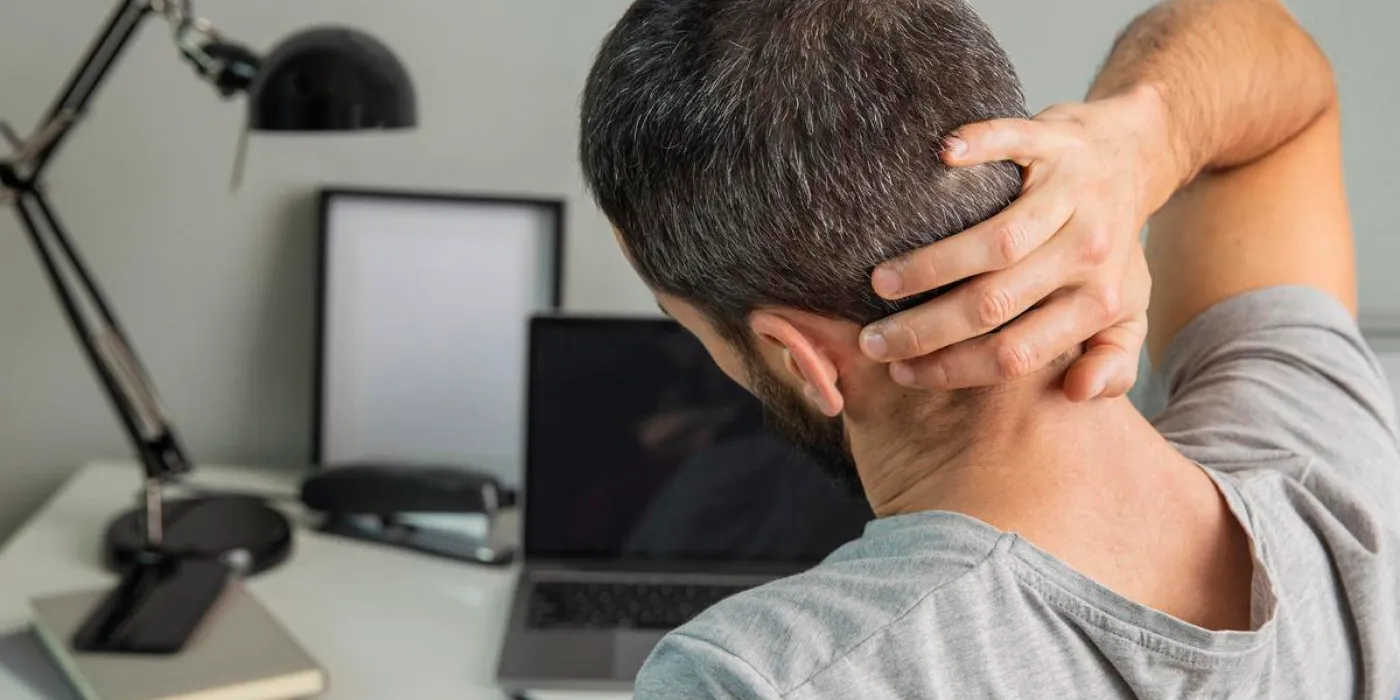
527, 580, 753, 630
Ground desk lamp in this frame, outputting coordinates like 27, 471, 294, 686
0, 0, 415, 651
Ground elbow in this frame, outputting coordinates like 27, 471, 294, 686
1265, 0, 1339, 113
1303, 29, 1339, 114
1316, 49, 1340, 114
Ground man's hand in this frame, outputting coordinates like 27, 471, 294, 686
859, 88, 1179, 401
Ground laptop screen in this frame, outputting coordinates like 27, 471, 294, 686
524, 317, 874, 566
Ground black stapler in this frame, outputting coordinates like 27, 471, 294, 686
300, 464, 517, 566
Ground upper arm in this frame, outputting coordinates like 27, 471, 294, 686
1151, 287, 1399, 493
1145, 102, 1355, 364
635, 632, 785, 700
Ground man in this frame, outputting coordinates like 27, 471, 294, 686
581, 0, 1400, 697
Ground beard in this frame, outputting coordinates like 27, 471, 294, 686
739, 347, 865, 500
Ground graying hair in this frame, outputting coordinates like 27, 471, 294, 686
581, 0, 1029, 336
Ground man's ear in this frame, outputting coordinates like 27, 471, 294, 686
749, 311, 845, 417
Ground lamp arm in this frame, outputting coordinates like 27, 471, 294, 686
0, 0, 217, 498
10, 188, 191, 492
21, 0, 258, 181
28, 0, 151, 180
0, 0, 415, 650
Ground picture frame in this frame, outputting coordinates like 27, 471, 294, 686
313, 187, 564, 485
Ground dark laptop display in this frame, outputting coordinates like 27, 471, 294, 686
524, 317, 873, 567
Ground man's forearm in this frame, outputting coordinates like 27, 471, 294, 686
1090, 0, 1336, 198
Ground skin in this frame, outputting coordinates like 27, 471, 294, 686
860, 0, 1346, 394
619, 0, 1348, 633
656, 280, 1254, 632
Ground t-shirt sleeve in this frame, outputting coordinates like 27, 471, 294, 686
634, 632, 785, 700
1152, 285, 1400, 490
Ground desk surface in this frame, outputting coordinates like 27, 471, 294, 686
0, 461, 629, 700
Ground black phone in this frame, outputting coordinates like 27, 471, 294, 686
72, 555, 231, 655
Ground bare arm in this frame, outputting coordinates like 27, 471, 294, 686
1090, 0, 1336, 176
863, 0, 1351, 396
1090, 0, 1353, 361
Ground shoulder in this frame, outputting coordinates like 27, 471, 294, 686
634, 630, 783, 699
641, 524, 1008, 696
1153, 286, 1400, 486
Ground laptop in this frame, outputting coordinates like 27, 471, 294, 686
497, 317, 874, 692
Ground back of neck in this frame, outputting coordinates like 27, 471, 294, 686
855, 381, 1168, 518
850, 384, 1254, 631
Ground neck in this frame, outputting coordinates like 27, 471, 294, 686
846, 370, 1254, 632
851, 372, 1200, 535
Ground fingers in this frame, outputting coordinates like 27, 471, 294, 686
943, 118, 1066, 167
864, 242, 1080, 363
1060, 253, 1152, 400
1062, 317, 1148, 402
872, 194, 1073, 300
887, 289, 1121, 391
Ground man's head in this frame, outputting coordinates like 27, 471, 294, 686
581, 0, 1028, 495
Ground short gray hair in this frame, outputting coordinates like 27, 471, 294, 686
582, 0, 1028, 337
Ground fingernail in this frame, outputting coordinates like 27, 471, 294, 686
943, 136, 967, 158
872, 267, 902, 299
1089, 377, 1108, 399
861, 328, 889, 360
890, 362, 917, 387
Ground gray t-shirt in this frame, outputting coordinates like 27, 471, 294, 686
634, 286, 1400, 699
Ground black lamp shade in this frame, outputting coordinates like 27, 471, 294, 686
248, 27, 416, 132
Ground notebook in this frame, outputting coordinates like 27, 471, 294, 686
30, 582, 326, 700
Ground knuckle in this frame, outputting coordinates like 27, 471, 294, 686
995, 339, 1038, 381
924, 360, 953, 391
1037, 103, 1078, 123
888, 321, 927, 359
1091, 285, 1123, 321
995, 222, 1028, 266
975, 287, 1016, 332
913, 254, 940, 290
1060, 135, 1091, 161
1082, 227, 1114, 265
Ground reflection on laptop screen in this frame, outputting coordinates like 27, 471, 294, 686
525, 318, 874, 566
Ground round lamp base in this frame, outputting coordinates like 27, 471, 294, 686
102, 495, 293, 576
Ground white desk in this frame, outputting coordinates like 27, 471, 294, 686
0, 461, 629, 700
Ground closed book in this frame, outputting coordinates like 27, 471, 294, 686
30, 582, 326, 700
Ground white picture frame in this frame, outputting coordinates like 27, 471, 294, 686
314, 189, 563, 486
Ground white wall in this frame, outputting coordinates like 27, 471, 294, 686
0, 0, 642, 539
0, 0, 1395, 541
